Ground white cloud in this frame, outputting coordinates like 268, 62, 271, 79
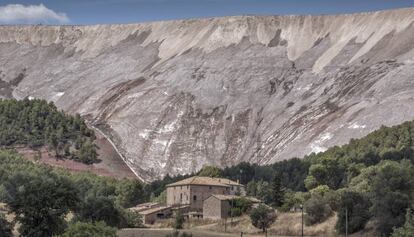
0, 4, 69, 24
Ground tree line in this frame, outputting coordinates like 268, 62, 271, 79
155, 120, 414, 237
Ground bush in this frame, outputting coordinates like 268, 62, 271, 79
174, 212, 185, 230
280, 190, 307, 212
232, 197, 252, 214
0, 213, 13, 237
392, 207, 414, 237
336, 191, 371, 234
304, 194, 332, 226
76, 196, 122, 227
249, 204, 277, 233
231, 207, 242, 217
58, 221, 117, 237
121, 209, 143, 228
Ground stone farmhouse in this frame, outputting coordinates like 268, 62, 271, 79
166, 176, 245, 211
134, 176, 253, 224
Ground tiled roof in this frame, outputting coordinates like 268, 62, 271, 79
138, 205, 171, 215
166, 176, 243, 187
129, 202, 160, 212
209, 194, 262, 203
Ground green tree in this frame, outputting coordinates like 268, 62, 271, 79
256, 180, 272, 204
392, 207, 414, 237
336, 191, 371, 234
121, 209, 143, 228
151, 190, 167, 205
77, 141, 98, 164
246, 180, 257, 196
198, 166, 222, 177
270, 174, 285, 207
3, 171, 79, 237
76, 195, 122, 228
249, 204, 277, 233
371, 160, 414, 236
58, 221, 117, 237
116, 180, 145, 208
304, 194, 333, 226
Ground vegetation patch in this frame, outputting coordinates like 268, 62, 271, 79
0, 98, 98, 164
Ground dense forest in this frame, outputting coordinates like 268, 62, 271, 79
0, 99, 98, 164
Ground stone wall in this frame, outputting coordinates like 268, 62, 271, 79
203, 197, 230, 220
189, 185, 228, 211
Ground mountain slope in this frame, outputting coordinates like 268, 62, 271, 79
1, 8, 414, 180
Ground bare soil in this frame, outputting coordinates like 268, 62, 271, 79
14, 131, 137, 180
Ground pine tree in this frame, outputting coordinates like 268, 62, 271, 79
270, 174, 285, 207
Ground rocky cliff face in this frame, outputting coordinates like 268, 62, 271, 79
1, 8, 414, 181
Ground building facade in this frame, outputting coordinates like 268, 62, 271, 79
203, 194, 263, 220
166, 176, 244, 211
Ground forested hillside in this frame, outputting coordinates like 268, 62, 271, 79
1, 99, 414, 236
0, 99, 98, 164
151, 120, 414, 236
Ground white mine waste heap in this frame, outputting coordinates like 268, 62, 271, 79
1, 7, 414, 181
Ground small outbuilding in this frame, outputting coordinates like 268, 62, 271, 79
138, 205, 172, 225
203, 194, 233, 220
203, 194, 262, 220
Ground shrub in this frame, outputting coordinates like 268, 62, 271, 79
0, 213, 13, 237
174, 212, 185, 230
58, 221, 117, 237
232, 197, 252, 214
121, 209, 143, 228
392, 207, 414, 237
231, 207, 242, 217
249, 204, 277, 233
304, 194, 332, 226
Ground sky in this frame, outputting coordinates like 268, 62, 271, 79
1, 0, 414, 25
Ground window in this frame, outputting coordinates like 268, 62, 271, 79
180, 193, 183, 201
193, 195, 197, 201
209, 186, 212, 190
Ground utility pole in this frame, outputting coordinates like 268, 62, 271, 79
300, 204, 304, 237
345, 208, 348, 237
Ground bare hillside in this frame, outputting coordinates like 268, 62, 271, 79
1, 8, 414, 180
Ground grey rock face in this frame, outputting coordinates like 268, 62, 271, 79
1, 8, 414, 181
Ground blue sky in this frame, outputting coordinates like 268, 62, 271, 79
1, 0, 414, 25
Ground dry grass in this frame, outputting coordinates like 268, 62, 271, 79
197, 212, 376, 237
269, 212, 337, 236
